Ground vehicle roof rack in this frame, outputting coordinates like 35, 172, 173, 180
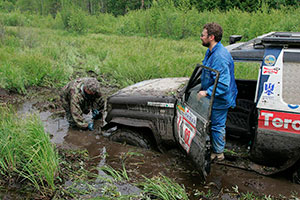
254, 32, 300, 48
226, 32, 300, 62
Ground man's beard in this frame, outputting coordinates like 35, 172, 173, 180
202, 40, 210, 47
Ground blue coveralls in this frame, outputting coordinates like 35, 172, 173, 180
201, 42, 238, 153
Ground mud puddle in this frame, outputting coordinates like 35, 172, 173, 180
16, 101, 300, 199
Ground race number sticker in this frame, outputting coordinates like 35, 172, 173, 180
179, 121, 196, 153
177, 106, 197, 153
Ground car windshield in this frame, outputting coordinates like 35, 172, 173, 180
186, 83, 210, 120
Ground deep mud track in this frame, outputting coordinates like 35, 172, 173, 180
1, 87, 300, 199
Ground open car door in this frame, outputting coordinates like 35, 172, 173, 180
174, 64, 219, 180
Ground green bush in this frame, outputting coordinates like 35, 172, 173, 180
60, 5, 88, 33
1, 10, 28, 26
0, 1, 15, 12
68, 8, 87, 33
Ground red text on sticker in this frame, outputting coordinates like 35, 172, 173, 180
258, 110, 300, 134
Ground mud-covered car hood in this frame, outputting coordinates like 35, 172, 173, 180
114, 77, 189, 97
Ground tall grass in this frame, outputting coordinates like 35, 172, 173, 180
0, 26, 205, 91
0, 27, 74, 93
139, 175, 189, 200
0, 106, 59, 194
1, 2, 296, 92
0, 25, 259, 92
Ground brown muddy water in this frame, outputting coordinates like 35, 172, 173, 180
13, 101, 300, 199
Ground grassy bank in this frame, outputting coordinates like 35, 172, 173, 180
0, 106, 59, 195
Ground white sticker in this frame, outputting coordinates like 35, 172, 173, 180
147, 102, 174, 108
178, 121, 196, 153
184, 108, 197, 127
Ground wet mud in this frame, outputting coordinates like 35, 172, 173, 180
13, 100, 300, 199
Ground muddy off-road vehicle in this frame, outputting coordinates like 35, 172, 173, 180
102, 32, 300, 182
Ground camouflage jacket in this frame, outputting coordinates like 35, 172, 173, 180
61, 77, 104, 128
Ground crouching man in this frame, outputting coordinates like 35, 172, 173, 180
61, 77, 104, 131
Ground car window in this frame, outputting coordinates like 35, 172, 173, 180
186, 83, 210, 120
235, 62, 260, 80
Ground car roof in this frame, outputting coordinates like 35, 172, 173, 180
226, 32, 300, 62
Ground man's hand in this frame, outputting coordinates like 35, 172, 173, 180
92, 109, 101, 119
197, 90, 207, 100
88, 122, 94, 131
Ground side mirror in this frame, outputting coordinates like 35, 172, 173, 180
229, 35, 242, 44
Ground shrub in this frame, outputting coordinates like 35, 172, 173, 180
0, 1, 15, 12
2, 10, 28, 26
60, 6, 88, 34
68, 8, 87, 34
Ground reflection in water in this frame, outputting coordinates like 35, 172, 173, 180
16, 101, 300, 199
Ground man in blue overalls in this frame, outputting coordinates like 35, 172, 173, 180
197, 22, 238, 161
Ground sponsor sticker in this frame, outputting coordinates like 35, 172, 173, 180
184, 108, 197, 127
176, 104, 185, 112
263, 83, 275, 96
147, 102, 174, 108
262, 66, 280, 75
180, 121, 196, 153
258, 110, 300, 134
264, 55, 276, 66
176, 106, 197, 153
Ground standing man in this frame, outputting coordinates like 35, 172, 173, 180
61, 77, 104, 131
197, 22, 238, 161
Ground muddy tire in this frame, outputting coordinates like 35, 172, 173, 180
292, 168, 300, 184
109, 127, 152, 149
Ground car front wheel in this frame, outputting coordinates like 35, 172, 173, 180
109, 127, 152, 149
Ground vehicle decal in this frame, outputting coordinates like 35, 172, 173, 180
262, 66, 280, 75
177, 106, 197, 153
147, 102, 174, 108
184, 107, 197, 127
263, 83, 275, 96
257, 48, 282, 107
262, 51, 281, 75
176, 104, 185, 112
180, 120, 196, 153
258, 110, 300, 134
288, 104, 300, 109
264, 55, 277, 66
177, 110, 183, 135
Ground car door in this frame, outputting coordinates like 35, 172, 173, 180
174, 64, 219, 179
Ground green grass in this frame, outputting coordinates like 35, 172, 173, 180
0, 24, 259, 94
0, 25, 205, 92
138, 175, 189, 200
0, 106, 59, 195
